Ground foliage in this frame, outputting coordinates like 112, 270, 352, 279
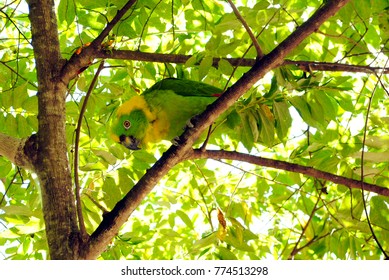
1, 0, 389, 259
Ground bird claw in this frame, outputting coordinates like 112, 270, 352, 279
171, 117, 198, 146
186, 119, 194, 128
172, 137, 180, 146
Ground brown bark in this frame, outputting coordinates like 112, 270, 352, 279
0, 134, 35, 170
27, 0, 80, 259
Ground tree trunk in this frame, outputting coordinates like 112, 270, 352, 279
27, 0, 80, 259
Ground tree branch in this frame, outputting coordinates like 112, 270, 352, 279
186, 149, 389, 197
93, 0, 137, 46
0, 133, 36, 171
82, 0, 352, 259
96, 49, 389, 74
27, 0, 79, 259
227, 0, 263, 58
59, 0, 137, 85
74, 61, 105, 242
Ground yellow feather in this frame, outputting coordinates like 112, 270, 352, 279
117, 96, 155, 122
116, 95, 171, 146
143, 110, 170, 145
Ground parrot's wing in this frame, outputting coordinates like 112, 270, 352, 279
143, 78, 223, 97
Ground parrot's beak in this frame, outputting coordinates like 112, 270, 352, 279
119, 135, 141, 150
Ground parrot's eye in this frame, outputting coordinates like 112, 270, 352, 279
123, 120, 131, 130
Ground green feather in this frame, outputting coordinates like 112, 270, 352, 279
143, 78, 223, 97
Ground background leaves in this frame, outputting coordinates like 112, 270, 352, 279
1, 0, 389, 259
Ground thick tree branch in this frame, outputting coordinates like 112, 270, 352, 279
96, 49, 389, 74
0, 133, 36, 171
186, 149, 389, 197
27, 0, 79, 259
82, 0, 351, 259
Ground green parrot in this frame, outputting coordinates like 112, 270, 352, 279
110, 78, 223, 150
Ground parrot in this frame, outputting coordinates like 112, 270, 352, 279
110, 78, 224, 150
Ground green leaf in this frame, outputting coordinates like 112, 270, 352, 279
247, 110, 259, 142
15, 217, 44, 235
0, 158, 12, 177
198, 56, 213, 80
216, 246, 238, 260
13, 82, 29, 109
226, 109, 242, 129
288, 95, 318, 128
370, 196, 389, 229
258, 104, 275, 146
4, 114, 17, 136
17, 115, 31, 137
80, 161, 107, 171
273, 100, 291, 142
92, 149, 117, 165
191, 232, 218, 252
58, 0, 76, 25
218, 59, 234, 76
354, 0, 371, 20
22, 96, 38, 113
102, 176, 121, 209
160, 228, 181, 238
314, 91, 337, 121
176, 210, 194, 229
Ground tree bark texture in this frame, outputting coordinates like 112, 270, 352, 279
27, 0, 80, 259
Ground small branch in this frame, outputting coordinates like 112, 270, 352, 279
84, 193, 109, 214
93, 0, 137, 46
226, 0, 263, 58
0, 4, 32, 46
186, 149, 389, 197
283, 60, 387, 74
360, 68, 389, 258
96, 49, 389, 74
74, 61, 105, 242
60, 0, 137, 85
0, 61, 38, 89
288, 189, 322, 259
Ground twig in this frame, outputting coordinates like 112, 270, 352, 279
137, 0, 163, 50
0, 61, 38, 88
360, 65, 389, 259
74, 60, 105, 241
0, 4, 32, 46
226, 0, 263, 58
84, 193, 109, 214
0, 168, 20, 206
93, 0, 137, 46
60, 0, 137, 84
193, 162, 217, 232
288, 188, 323, 259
